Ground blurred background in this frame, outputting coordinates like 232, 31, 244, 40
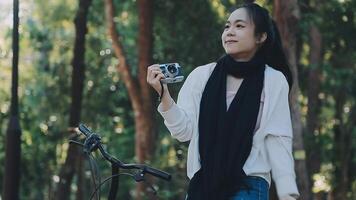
0, 0, 355, 199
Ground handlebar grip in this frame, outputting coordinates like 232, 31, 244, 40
78, 124, 92, 136
144, 166, 171, 181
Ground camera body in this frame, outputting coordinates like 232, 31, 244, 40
159, 63, 184, 84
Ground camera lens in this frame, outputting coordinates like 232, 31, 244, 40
167, 64, 177, 74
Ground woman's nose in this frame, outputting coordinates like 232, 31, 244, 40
226, 28, 235, 36
227, 32, 234, 37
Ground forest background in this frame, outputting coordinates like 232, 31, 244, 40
0, 0, 355, 199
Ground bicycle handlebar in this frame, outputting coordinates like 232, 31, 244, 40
144, 165, 172, 181
78, 124, 171, 181
78, 123, 91, 136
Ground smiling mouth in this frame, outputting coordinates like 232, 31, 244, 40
225, 40, 238, 44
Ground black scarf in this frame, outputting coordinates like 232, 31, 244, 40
187, 53, 265, 200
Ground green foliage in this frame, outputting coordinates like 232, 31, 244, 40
1, 0, 356, 199
297, 0, 356, 197
1, 0, 224, 198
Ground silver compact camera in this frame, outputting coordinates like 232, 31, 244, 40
159, 63, 184, 84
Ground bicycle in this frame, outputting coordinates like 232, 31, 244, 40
69, 124, 172, 200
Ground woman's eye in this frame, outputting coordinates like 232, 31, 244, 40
224, 25, 230, 29
236, 24, 245, 28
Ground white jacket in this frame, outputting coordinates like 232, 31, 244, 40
158, 63, 300, 198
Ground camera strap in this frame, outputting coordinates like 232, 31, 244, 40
158, 81, 164, 102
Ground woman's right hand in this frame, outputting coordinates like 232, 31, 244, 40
146, 64, 168, 95
147, 64, 173, 110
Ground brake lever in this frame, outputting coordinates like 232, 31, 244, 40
133, 170, 145, 182
69, 140, 85, 147
133, 171, 157, 195
83, 133, 102, 154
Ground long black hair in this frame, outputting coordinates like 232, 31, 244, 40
237, 3, 293, 90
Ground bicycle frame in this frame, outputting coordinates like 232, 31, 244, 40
69, 123, 172, 200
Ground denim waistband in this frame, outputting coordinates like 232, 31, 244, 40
244, 176, 268, 186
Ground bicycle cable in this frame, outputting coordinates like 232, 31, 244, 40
86, 152, 100, 200
89, 173, 133, 200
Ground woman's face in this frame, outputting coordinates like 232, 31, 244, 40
221, 8, 259, 61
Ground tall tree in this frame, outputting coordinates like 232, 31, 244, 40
306, 24, 323, 200
136, 0, 157, 198
329, 42, 355, 200
296, 2, 324, 199
104, 0, 157, 198
331, 90, 352, 200
273, 0, 313, 199
55, 0, 93, 199
307, 25, 324, 200
307, 1, 356, 198
2, 0, 22, 199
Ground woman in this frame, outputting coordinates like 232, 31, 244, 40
147, 3, 300, 200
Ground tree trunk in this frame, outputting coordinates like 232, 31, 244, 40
104, 0, 157, 199
55, 0, 92, 199
76, 156, 85, 200
136, 0, 157, 199
331, 91, 353, 200
273, 1, 313, 200
137, 0, 155, 164
306, 27, 322, 162
2, 0, 22, 199
306, 25, 323, 199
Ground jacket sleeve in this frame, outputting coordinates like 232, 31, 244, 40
157, 67, 203, 142
266, 135, 300, 199
264, 73, 293, 137
265, 74, 300, 199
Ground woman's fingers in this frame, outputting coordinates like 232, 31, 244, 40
154, 73, 165, 81
148, 70, 164, 82
150, 72, 164, 84
147, 64, 169, 95
147, 65, 161, 79
152, 70, 162, 78
146, 64, 172, 102
149, 73, 165, 94
147, 65, 164, 80
148, 64, 160, 73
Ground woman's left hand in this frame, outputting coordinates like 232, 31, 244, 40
280, 195, 296, 200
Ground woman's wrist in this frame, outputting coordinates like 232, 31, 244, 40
158, 87, 173, 112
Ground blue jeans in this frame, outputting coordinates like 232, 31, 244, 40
185, 176, 269, 200
229, 176, 269, 200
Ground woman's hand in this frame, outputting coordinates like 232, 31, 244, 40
146, 64, 173, 110
146, 64, 168, 95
